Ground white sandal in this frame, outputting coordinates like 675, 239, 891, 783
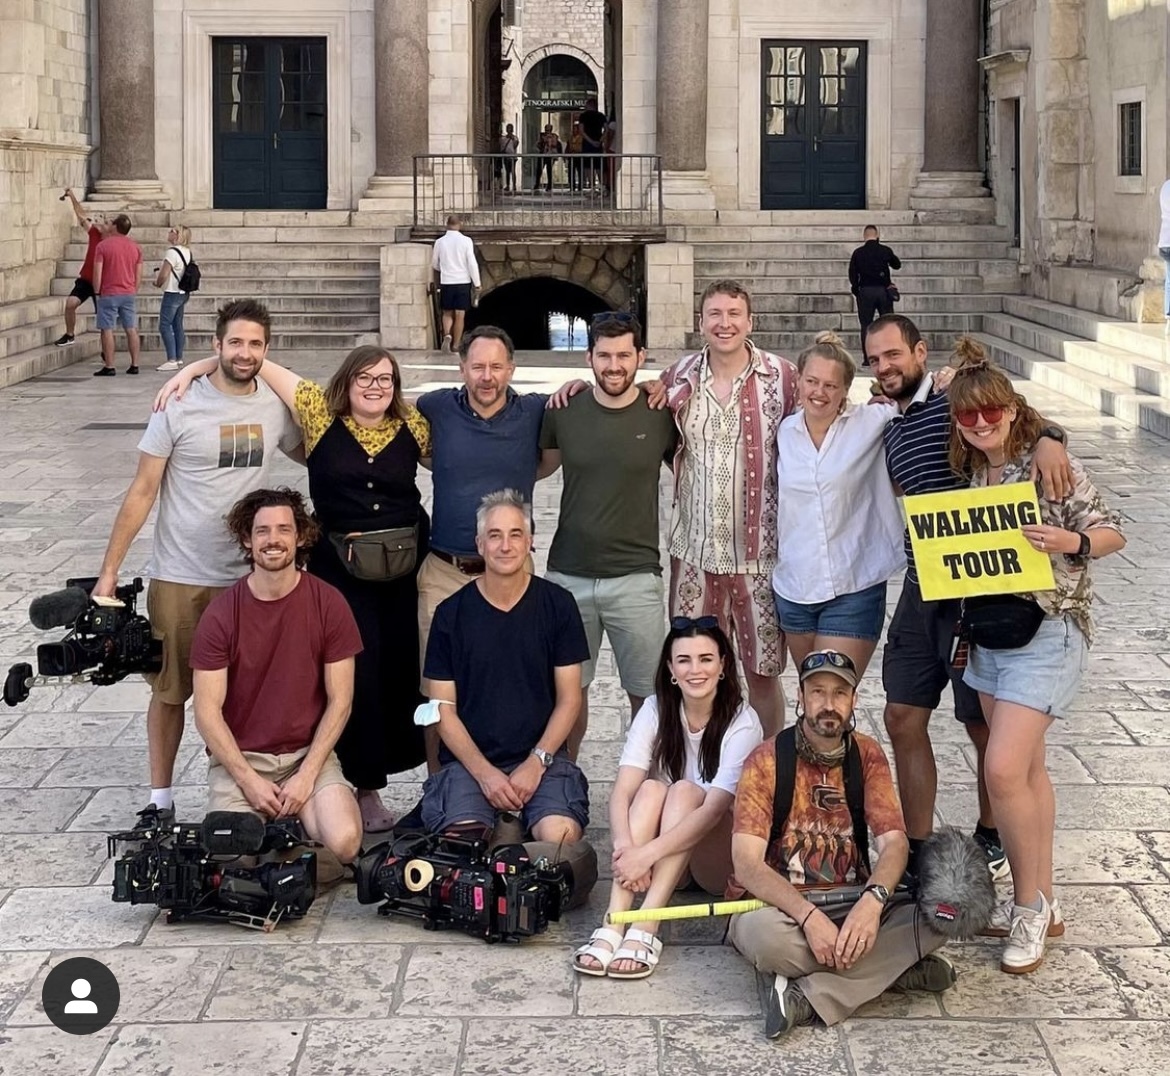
572, 926, 625, 976
607, 928, 663, 980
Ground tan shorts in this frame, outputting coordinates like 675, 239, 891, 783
669, 558, 785, 677
206, 748, 351, 815
145, 579, 226, 705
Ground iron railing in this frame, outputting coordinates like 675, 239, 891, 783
412, 154, 664, 231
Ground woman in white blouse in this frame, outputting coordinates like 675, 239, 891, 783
572, 617, 763, 981
773, 331, 905, 677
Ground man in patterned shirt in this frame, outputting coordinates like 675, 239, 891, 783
661, 280, 798, 736
728, 650, 955, 1039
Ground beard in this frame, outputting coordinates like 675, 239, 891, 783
806, 707, 848, 739
881, 368, 926, 404
595, 371, 635, 397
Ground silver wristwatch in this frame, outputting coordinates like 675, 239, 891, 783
863, 883, 890, 905
531, 747, 554, 768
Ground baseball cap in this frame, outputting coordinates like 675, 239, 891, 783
798, 650, 858, 688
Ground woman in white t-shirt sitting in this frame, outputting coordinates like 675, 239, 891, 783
572, 616, 763, 980
155, 225, 192, 372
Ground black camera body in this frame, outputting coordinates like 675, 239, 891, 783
109, 808, 317, 932
4, 576, 162, 706
355, 832, 570, 943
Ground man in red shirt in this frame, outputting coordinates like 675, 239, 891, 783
190, 487, 364, 862
92, 213, 144, 376
55, 189, 112, 347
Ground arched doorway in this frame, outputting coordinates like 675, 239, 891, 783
521, 55, 598, 187
466, 278, 611, 350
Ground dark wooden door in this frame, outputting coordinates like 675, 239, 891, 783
213, 38, 327, 209
761, 41, 866, 210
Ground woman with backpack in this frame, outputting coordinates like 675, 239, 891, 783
155, 225, 194, 372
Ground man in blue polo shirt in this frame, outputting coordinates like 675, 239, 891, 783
866, 314, 1073, 880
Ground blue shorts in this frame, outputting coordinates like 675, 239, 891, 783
95, 294, 138, 330
420, 755, 590, 833
774, 581, 888, 641
963, 615, 1087, 718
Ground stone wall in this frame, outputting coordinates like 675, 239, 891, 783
0, 0, 92, 303
478, 242, 633, 309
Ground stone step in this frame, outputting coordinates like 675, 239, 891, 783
178, 330, 376, 350
132, 313, 379, 334
681, 224, 1013, 243
694, 274, 990, 295
81, 208, 356, 228
685, 330, 966, 355
695, 258, 986, 277
1062, 340, 1170, 396
0, 296, 67, 333
1000, 295, 1106, 340
746, 312, 986, 335
1095, 322, 1170, 364
57, 259, 379, 278
694, 241, 1012, 260
64, 242, 380, 261
49, 276, 380, 297
745, 293, 1003, 315
100, 226, 392, 245
129, 294, 380, 315
974, 333, 1170, 440
0, 336, 104, 390
980, 312, 1076, 361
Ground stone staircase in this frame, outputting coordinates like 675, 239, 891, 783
0, 295, 103, 388
977, 296, 1170, 439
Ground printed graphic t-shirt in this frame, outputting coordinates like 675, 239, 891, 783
727, 731, 905, 897
138, 376, 302, 587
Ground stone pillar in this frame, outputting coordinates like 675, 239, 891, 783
910, 0, 991, 218
359, 0, 430, 214
653, 0, 715, 214
92, 0, 167, 203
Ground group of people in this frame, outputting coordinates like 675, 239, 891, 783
86, 277, 1124, 1038
57, 192, 194, 373
496, 96, 615, 195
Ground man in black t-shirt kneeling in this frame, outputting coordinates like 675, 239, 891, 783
421, 489, 591, 843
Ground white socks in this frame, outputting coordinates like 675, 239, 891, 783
149, 787, 174, 810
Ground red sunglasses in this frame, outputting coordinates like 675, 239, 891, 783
955, 405, 1006, 428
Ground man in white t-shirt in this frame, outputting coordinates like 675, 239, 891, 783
1159, 178, 1170, 330
93, 298, 303, 816
430, 216, 481, 353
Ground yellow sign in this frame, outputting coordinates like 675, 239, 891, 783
903, 482, 1057, 601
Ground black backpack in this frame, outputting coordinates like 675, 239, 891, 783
170, 247, 201, 293
767, 725, 870, 882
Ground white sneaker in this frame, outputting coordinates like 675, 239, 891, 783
156, 360, 183, 372
440, 334, 453, 353
1001, 893, 1052, 974
982, 894, 1064, 938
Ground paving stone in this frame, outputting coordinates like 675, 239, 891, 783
7, 947, 226, 1026
0, 951, 47, 1021
1051, 830, 1168, 885
139, 888, 330, 948
850, 985, 944, 1019
39, 745, 202, 788
844, 1020, 1056, 1075
1132, 886, 1170, 936
1047, 786, 1170, 830
1075, 745, 1170, 784
1038, 1019, 1170, 1074
67, 785, 209, 831
660, 1017, 848, 1075
1099, 947, 1170, 1018
95, 1021, 305, 1075
0, 787, 91, 832
1042, 709, 1139, 745
75, 680, 153, 712
0, 711, 134, 747
961, 743, 1094, 784
1, 831, 112, 888
297, 1017, 462, 1076
0, 747, 66, 787
0, 1025, 115, 1076
1051, 885, 1161, 946
205, 943, 402, 1020
578, 944, 756, 1016
317, 882, 482, 947
0, 886, 156, 950
400, 945, 575, 1017
1110, 709, 1170, 746
463, 1017, 657, 1076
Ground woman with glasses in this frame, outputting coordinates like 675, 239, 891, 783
155, 347, 431, 833
572, 617, 763, 979
948, 338, 1124, 975
773, 331, 907, 678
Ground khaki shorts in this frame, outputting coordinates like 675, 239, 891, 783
145, 579, 226, 705
206, 748, 351, 815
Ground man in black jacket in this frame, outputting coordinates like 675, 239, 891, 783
848, 226, 902, 340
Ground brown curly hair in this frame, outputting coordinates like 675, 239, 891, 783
225, 487, 320, 569
947, 336, 1044, 475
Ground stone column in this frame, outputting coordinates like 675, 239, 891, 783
910, 0, 991, 216
653, 0, 715, 213
92, 0, 167, 203
360, 0, 430, 214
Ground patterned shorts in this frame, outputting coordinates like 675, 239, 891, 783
669, 558, 785, 677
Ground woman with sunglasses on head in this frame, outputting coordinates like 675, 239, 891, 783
773, 331, 909, 677
572, 617, 763, 980
948, 338, 1124, 975
155, 348, 432, 833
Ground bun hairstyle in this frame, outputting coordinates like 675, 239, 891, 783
797, 329, 857, 389
947, 336, 1044, 474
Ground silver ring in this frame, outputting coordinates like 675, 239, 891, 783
1040, 539, 1045, 548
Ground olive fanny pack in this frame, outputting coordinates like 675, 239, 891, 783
329, 524, 419, 582
960, 594, 1046, 650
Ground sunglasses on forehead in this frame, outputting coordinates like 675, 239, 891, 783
799, 651, 856, 675
954, 405, 1007, 428
591, 311, 637, 326
670, 615, 720, 632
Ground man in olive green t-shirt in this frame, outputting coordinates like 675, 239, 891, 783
539, 313, 678, 756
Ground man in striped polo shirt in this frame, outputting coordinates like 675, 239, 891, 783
867, 315, 1073, 879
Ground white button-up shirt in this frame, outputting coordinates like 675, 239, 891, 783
772, 402, 905, 603
431, 229, 481, 286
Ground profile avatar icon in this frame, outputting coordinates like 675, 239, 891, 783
63, 978, 99, 1014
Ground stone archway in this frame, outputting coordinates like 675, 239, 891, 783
519, 43, 606, 108
477, 242, 635, 310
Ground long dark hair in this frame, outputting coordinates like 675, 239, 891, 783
650, 623, 744, 784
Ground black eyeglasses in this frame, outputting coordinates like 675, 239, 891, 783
800, 651, 856, 674
591, 311, 637, 326
670, 615, 719, 632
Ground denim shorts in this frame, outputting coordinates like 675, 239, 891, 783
95, 294, 138, 330
774, 581, 888, 642
963, 614, 1087, 718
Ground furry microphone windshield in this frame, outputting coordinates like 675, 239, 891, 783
916, 825, 997, 939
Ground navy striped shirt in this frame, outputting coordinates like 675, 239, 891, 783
882, 382, 964, 584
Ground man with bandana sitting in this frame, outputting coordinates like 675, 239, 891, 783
727, 650, 956, 1039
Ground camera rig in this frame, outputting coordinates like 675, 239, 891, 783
4, 576, 161, 706
355, 832, 573, 943
109, 806, 318, 932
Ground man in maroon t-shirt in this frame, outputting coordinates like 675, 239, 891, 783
190, 488, 364, 862
55, 188, 112, 346
92, 213, 144, 376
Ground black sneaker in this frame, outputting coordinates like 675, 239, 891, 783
55, 333, 75, 346
93, 366, 115, 376
134, 803, 176, 833
756, 971, 816, 1039
973, 832, 1010, 880
126, 365, 140, 375
891, 953, 957, 993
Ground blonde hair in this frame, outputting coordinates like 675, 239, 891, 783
173, 224, 192, 247
797, 330, 857, 389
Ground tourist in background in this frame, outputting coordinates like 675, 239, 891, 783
155, 225, 193, 372
500, 123, 519, 192
849, 225, 902, 338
